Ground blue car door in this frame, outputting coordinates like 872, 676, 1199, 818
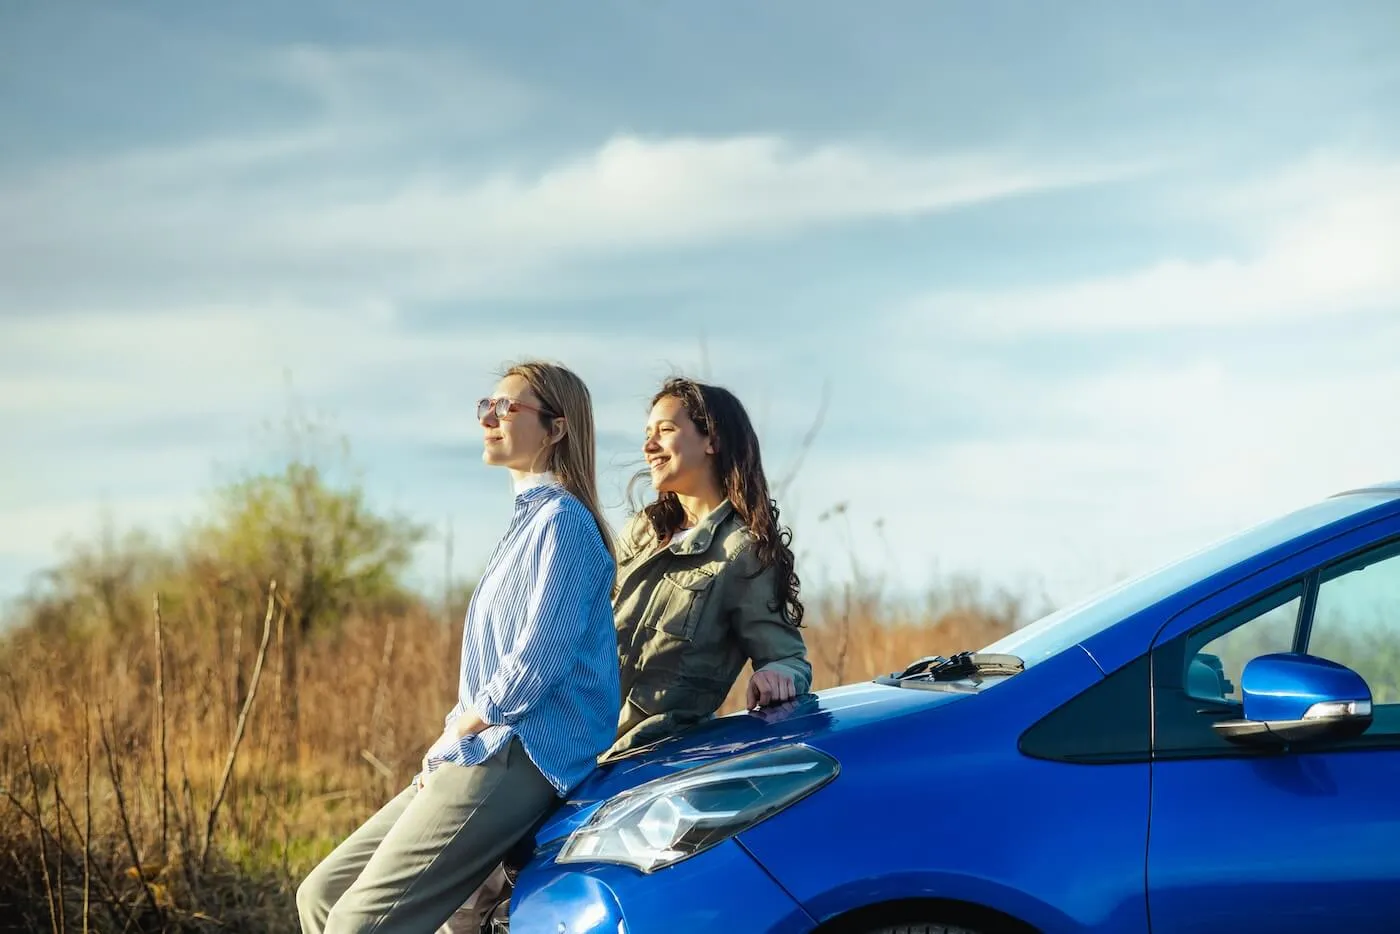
1145, 524, 1400, 933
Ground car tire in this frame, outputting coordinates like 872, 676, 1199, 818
865, 925, 982, 934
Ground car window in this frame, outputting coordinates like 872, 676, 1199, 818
1186, 590, 1301, 703
1307, 539, 1400, 711
1155, 539, 1400, 758
1019, 655, 1151, 764
1153, 585, 1305, 757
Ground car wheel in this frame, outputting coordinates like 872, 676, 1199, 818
865, 925, 982, 934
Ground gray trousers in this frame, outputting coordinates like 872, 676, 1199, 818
297, 738, 557, 934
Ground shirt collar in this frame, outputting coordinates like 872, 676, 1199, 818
513, 471, 562, 500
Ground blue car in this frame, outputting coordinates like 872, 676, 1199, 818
504, 482, 1400, 933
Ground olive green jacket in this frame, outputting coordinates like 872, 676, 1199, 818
603, 501, 812, 760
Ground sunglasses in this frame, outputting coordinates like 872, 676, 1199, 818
477, 397, 559, 421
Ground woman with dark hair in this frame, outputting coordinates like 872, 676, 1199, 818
606, 375, 811, 758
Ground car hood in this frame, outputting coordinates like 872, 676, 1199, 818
531, 680, 971, 846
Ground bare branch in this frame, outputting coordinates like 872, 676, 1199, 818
5, 736, 135, 932
83, 701, 92, 934
153, 593, 170, 867
368, 618, 397, 758
98, 708, 164, 926
5, 677, 58, 934
359, 749, 394, 781
202, 581, 279, 869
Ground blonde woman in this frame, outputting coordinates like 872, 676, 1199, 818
297, 361, 619, 934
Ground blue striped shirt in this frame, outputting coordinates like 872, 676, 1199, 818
427, 480, 619, 795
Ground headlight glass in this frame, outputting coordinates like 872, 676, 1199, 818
557, 744, 838, 873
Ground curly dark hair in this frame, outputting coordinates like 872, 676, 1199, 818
630, 377, 804, 625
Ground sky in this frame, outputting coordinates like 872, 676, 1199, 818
2, 1, 1398, 617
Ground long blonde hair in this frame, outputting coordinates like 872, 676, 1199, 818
505, 360, 616, 562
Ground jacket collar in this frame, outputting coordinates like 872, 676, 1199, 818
668, 499, 735, 555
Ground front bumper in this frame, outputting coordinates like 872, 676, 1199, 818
506, 838, 814, 934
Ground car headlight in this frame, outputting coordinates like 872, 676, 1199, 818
557, 743, 838, 873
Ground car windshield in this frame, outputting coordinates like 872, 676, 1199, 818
981, 491, 1397, 670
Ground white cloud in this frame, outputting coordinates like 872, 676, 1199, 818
0, 127, 1127, 310
909, 158, 1400, 335
276, 135, 1117, 256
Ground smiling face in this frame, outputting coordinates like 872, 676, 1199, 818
480, 373, 559, 473
643, 394, 715, 495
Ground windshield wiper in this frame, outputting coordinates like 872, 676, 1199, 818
891, 651, 1024, 682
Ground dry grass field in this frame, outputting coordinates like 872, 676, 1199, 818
0, 574, 1032, 932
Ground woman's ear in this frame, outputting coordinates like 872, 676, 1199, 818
550, 418, 568, 445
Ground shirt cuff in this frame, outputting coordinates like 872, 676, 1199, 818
473, 688, 505, 727
428, 734, 483, 771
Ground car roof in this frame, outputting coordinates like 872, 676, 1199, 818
1332, 480, 1400, 498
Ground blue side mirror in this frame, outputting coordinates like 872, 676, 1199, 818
1213, 653, 1373, 748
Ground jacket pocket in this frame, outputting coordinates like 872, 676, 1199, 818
626, 673, 726, 722
645, 569, 715, 642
